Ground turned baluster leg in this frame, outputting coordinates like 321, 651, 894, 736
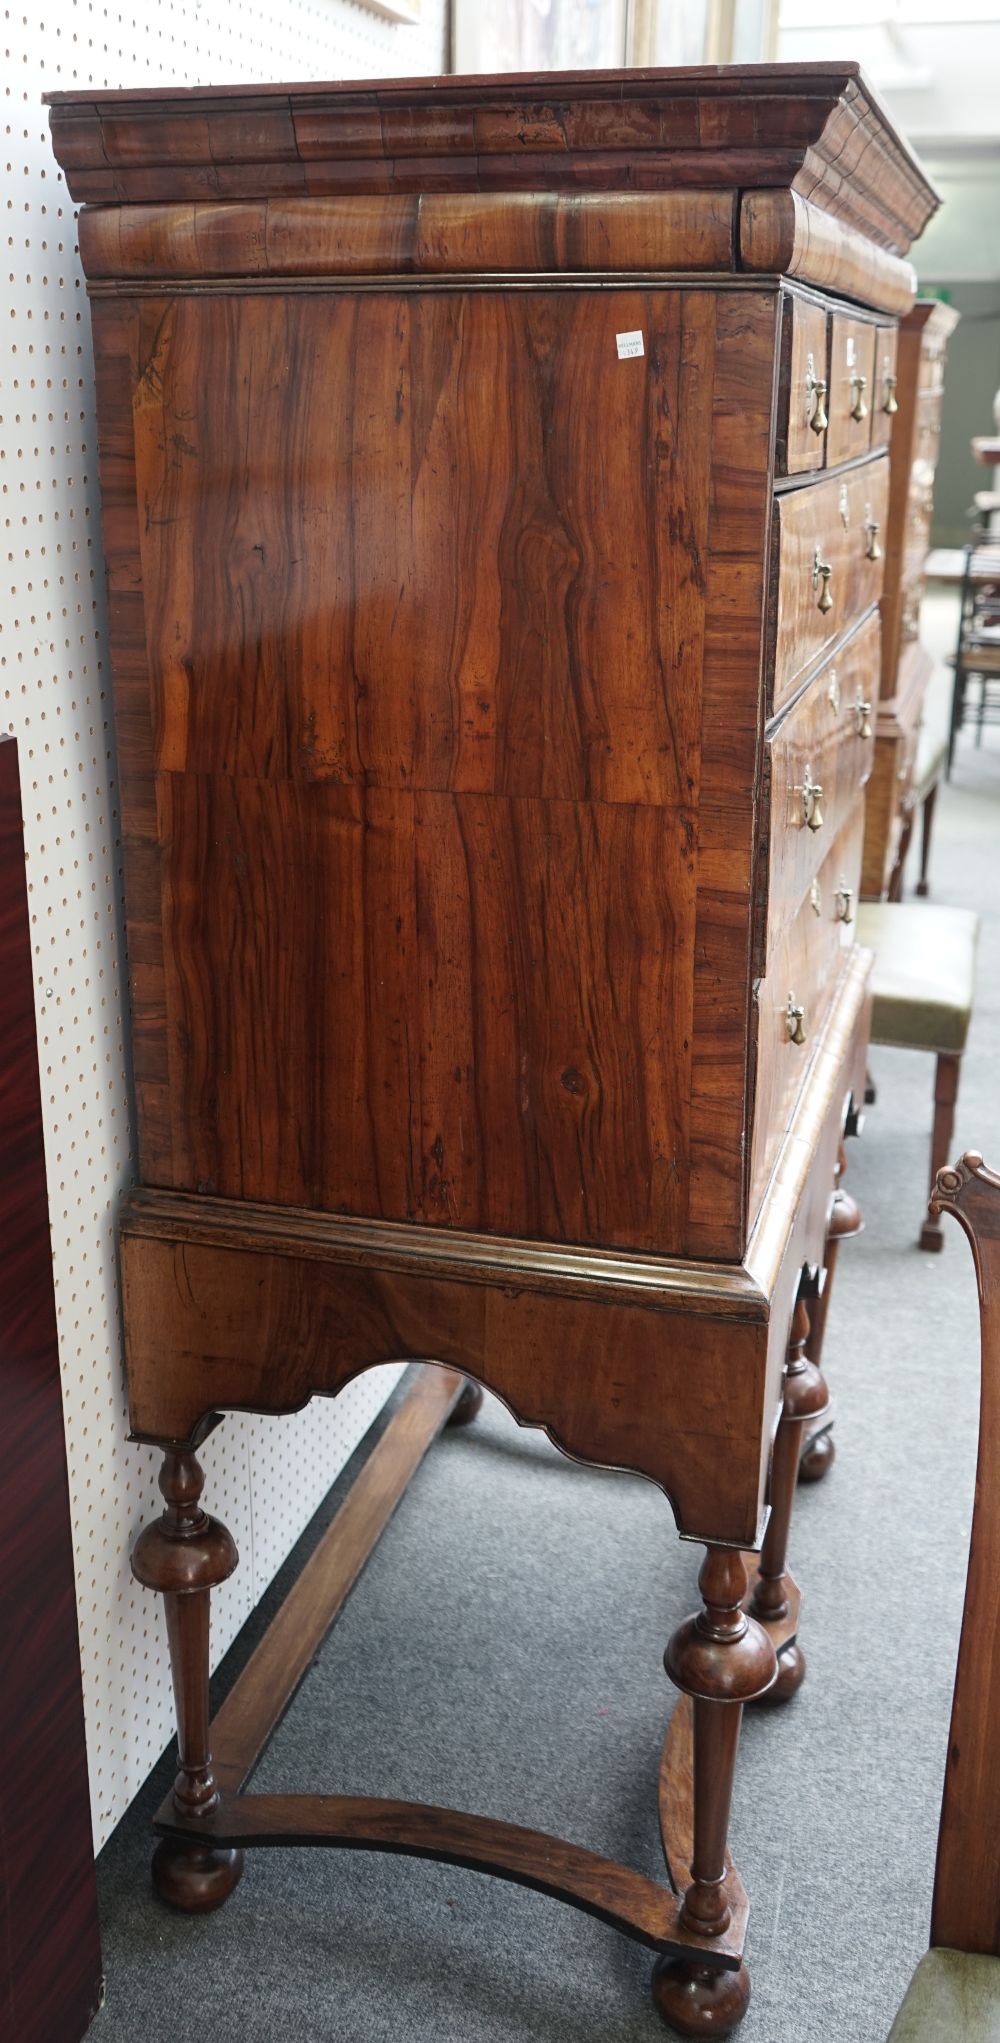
752, 1298, 828, 1703
652, 1548, 777, 2037
799, 1143, 863, 1483
131, 1448, 243, 1911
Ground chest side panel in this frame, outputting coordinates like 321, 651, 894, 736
99, 283, 773, 1256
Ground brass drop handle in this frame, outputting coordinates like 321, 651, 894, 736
801, 768, 824, 832
813, 549, 834, 614
805, 353, 829, 434
787, 994, 806, 1046
882, 370, 898, 416
850, 371, 869, 422
835, 882, 855, 925
855, 696, 873, 740
864, 512, 882, 562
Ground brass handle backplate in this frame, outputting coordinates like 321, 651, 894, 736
850, 371, 869, 423
800, 768, 824, 832
787, 994, 806, 1046
805, 353, 829, 434
813, 549, 834, 614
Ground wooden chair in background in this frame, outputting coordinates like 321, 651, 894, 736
856, 902, 979, 1250
888, 1152, 1000, 2039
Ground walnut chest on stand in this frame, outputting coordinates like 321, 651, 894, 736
47, 64, 937, 2036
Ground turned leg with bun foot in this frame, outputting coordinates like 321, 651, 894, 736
799, 1142, 864, 1484
446, 1376, 484, 1428
752, 1297, 829, 1705
652, 1548, 777, 2036
131, 1448, 244, 1912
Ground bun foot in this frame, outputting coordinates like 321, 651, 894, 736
753, 1640, 806, 1708
651, 1956, 751, 2037
152, 1836, 244, 1913
446, 1378, 484, 1428
798, 1429, 835, 1483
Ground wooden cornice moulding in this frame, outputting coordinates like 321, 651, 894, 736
47, 63, 937, 261
76, 189, 737, 283
740, 191, 918, 317
121, 1184, 771, 1322
904, 297, 961, 343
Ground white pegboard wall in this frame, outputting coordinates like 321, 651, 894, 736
3, 0, 447, 1850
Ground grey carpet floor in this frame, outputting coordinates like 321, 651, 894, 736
93, 707, 1000, 2043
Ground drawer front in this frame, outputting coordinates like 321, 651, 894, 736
759, 975, 871, 1442
826, 312, 877, 467
750, 803, 865, 1212
870, 324, 900, 450
767, 609, 879, 935
778, 292, 828, 476
771, 458, 889, 712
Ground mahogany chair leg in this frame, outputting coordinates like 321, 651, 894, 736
751, 1299, 828, 1702
131, 1449, 244, 1911
915, 780, 938, 897
652, 1548, 777, 2036
919, 1051, 962, 1252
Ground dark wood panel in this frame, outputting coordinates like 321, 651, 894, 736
131, 288, 714, 810
0, 736, 102, 2043
97, 282, 779, 1257
155, 772, 698, 1251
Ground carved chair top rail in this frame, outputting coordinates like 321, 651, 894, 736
927, 1153, 1000, 1955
